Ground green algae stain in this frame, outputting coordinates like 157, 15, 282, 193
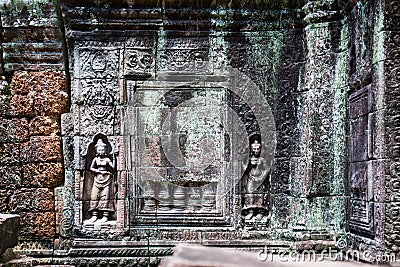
332, 22, 350, 197
4, 0, 48, 18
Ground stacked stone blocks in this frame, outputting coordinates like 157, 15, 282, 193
0, 71, 67, 241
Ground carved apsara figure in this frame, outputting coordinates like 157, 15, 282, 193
86, 139, 116, 223
241, 139, 270, 221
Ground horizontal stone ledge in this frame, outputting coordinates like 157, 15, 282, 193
4, 63, 65, 73
60, 0, 305, 9
3, 53, 64, 64
70, 238, 285, 248
2, 28, 63, 43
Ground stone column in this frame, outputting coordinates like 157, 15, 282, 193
292, 0, 347, 235
383, 0, 400, 257
343, 0, 388, 258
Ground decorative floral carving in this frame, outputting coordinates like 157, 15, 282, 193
159, 49, 209, 72
77, 49, 120, 106
124, 49, 155, 75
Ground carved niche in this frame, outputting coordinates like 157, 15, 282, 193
240, 134, 271, 223
125, 78, 274, 228
82, 134, 118, 225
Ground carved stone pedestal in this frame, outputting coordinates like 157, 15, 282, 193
82, 220, 118, 233
61, 231, 279, 266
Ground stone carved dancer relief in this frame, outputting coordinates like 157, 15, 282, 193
83, 136, 117, 224
241, 139, 270, 222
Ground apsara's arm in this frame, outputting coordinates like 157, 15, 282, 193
107, 157, 114, 169
90, 157, 99, 173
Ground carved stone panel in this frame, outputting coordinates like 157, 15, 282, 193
76, 49, 120, 105
156, 36, 212, 74
124, 36, 157, 78
348, 86, 374, 236
128, 86, 229, 224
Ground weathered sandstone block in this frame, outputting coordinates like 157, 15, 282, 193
0, 214, 20, 255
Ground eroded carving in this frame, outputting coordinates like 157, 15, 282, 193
83, 135, 117, 224
241, 137, 270, 222
125, 49, 154, 74
159, 49, 209, 72
77, 49, 119, 106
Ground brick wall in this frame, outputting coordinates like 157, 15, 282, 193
0, 71, 68, 240
0, 0, 67, 247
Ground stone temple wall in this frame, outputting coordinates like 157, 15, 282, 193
0, 0, 398, 265
0, 0, 68, 255
379, 0, 400, 258
345, 0, 386, 258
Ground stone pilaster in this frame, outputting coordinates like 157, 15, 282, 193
292, 0, 347, 235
